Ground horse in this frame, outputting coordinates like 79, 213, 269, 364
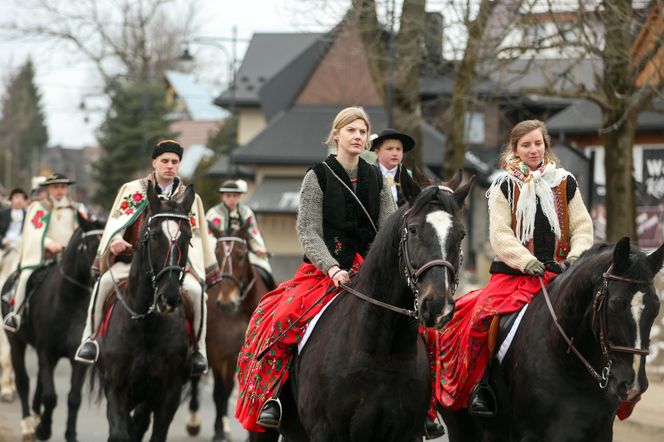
96, 182, 195, 442
440, 237, 664, 442
252, 170, 475, 442
0, 216, 105, 441
0, 245, 20, 402
187, 223, 270, 441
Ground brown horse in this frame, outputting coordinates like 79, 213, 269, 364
187, 223, 270, 441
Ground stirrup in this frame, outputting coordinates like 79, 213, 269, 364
74, 340, 100, 364
469, 384, 497, 418
257, 397, 282, 429
2, 313, 19, 333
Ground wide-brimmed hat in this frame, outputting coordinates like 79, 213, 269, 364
218, 180, 246, 194
370, 128, 415, 152
39, 173, 76, 187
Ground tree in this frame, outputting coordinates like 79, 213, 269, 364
0, 60, 48, 188
91, 80, 173, 208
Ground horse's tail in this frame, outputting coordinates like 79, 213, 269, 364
88, 364, 105, 405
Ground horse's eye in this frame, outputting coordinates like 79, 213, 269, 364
408, 225, 418, 234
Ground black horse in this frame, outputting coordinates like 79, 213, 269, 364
1, 217, 104, 441
96, 182, 195, 442
441, 237, 664, 442
253, 170, 474, 442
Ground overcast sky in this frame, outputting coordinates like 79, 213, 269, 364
0, 0, 352, 147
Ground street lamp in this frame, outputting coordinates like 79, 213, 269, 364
178, 28, 239, 174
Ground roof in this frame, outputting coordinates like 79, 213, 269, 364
247, 177, 302, 213
165, 70, 226, 121
215, 33, 323, 108
179, 144, 214, 179
546, 99, 664, 133
207, 154, 255, 178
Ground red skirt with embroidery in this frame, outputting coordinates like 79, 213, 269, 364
235, 256, 363, 432
434, 271, 555, 410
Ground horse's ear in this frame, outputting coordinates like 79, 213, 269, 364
146, 181, 160, 212
78, 214, 93, 231
207, 221, 221, 238
647, 240, 664, 275
612, 236, 631, 273
453, 175, 475, 209
239, 222, 250, 238
445, 169, 463, 191
182, 185, 196, 213
400, 167, 421, 205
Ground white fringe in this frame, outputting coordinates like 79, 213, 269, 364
486, 164, 571, 244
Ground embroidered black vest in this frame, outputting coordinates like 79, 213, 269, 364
310, 155, 382, 270
490, 175, 577, 275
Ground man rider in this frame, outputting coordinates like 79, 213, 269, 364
74, 140, 219, 376
371, 128, 415, 206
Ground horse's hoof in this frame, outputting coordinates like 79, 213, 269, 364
34, 423, 51, 441
185, 422, 200, 436
0, 391, 15, 402
21, 433, 36, 442
212, 432, 229, 441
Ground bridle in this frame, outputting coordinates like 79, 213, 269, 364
216, 235, 255, 305
344, 187, 462, 319
111, 212, 190, 319
58, 228, 105, 291
539, 264, 651, 389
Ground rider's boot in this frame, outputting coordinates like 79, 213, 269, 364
424, 417, 446, 439
2, 312, 20, 333
74, 339, 99, 364
469, 379, 497, 418
191, 350, 208, 376
257, 398, 282, 429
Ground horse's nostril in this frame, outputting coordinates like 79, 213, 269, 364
617, 381, 631, 397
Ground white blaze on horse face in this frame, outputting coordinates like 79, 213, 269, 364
161, 220, 182, 266
426, 210, 453, 291
628, 291, 646, 400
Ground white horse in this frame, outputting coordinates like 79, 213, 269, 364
0, 246, 18, 402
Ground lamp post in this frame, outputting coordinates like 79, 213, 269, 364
178, 28, 240, 175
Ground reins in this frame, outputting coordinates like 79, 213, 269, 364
538, 266, 651, 389
58, 229, 105, 292
216, 236, 256, 303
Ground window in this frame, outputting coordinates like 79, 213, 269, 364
464, 112, 485, 145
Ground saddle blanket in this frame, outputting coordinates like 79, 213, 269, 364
496, 304, 528, 363
297, 293, 338, 353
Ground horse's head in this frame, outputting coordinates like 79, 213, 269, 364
593, 237, 663, 401
400, 169, 474, 329
75, 216, 106, 269
141, 182, 195, 312
210, 222, 251, 314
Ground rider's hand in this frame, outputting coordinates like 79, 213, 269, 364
109, 239, 133, 256
328, 266, 350, 288
524, 259, 545, 276
46, 242, 64, 254
254, 246, 268, 256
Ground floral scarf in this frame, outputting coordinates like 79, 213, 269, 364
488, 154, 570, 244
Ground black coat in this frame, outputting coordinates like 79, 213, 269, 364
0, 207, 26, 242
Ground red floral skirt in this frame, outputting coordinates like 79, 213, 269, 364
434, 271, 555, 410
235, 256, 363, 432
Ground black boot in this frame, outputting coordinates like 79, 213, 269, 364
192, 351, 208, 376
424, 417, 446, 439
257, 398, 281, 429
469, 384, 497, 417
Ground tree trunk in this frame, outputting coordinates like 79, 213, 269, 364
351, 0, 387, 102
393, 0, 425, 168
442, 0, 496, 179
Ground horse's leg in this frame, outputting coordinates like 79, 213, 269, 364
64, 360, 87, 442
186, 376, 201, 436
34, 353, 57, 441
439, 407, 480, 442
10, 339, 36, 440
130, 402, 151, 442
248, 429, 281, 442
0, 324, 16, 401
212, 368, 231, 441
106, 387, 131, 442
148, 386, 182, 442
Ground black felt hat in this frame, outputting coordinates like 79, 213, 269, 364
370, 128, 415, 152
152, 139, 183, 159
40, 173, 76, 186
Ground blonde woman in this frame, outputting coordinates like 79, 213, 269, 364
235, 107, 398, 432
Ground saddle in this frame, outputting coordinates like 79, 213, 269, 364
100, 280, 195, 339
487, 309, 523, 357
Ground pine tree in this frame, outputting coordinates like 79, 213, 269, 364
0, 60, 48, 189
91, 79, 173, 209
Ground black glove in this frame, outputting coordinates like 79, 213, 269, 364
524, 259, 545, 276
545, 261, 565, 274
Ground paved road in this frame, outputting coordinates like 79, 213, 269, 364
0, 347, 448, 441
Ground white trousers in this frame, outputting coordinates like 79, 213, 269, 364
80, 262, 207, 358
12, 269, 34, 317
